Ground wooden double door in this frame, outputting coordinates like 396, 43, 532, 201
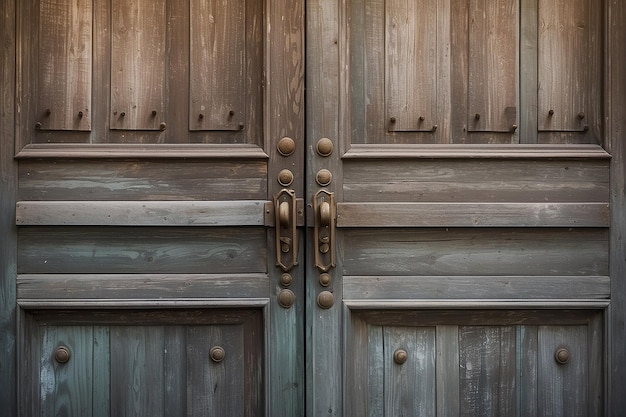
13, 0, 611, 416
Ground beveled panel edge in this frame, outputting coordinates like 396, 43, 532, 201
342, 144, 611, 159
15, 143, 269, 159
343, 299, 610, 310
18, 298, 269, 309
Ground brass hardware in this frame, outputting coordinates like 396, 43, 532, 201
277, 137, 296, 156
319, 273, 331, 287
555, 348, 570, 365
280, 273, 293, 287
54, 346, 71, 364
317, 291, 334, 309
278, 169, 294, 186
393, 349, 408, 365
316, 169, 332, 187
278, 289, 296, 308
274, 189, 298, 271
210, 346, 225, 363
159, 122, 167, 130
316, 138, 334, 156
313, 190, 336, 272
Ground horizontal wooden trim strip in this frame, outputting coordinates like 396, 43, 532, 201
16, 200, 268, 226
344, 300, 610, 310
16, 143, 269, 159
343, 144, 611, 159
343, 275, 610, 301
336, 202, 610, 227
17, 273, 270, 301
18, 299, 269, 309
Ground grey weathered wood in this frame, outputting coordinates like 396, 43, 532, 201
18, 227, 267, 274
16, 201, 267, 226
519, 0, 538, 143
518, 326, 538, 417
343, 158, 609, 203
367, 325, 384, 417
38, 0, 92, 131
189, 0, 245, 131
385, 0, 437, 132
342, 228, 608, 276
468, 0, 518, 133
459, 326, 516, 416
343, 275, 610, 301
436, 325, 460, 417
337, 202, 609, 227
17, 273, 269, 301
92, 326, 110, 417
110, 0, 166, 130
345, 312, 370, 417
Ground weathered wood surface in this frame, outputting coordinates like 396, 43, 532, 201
18, 159, 267, 201
337, 202, 609, 227
343, 158, 609, 202
38, 0, 92, 131
18, 227, 266, 274
17, 273, 269, 301
16, 201, 267, 226
343, 275, 610, 300
468, 0, 517, 133
342, 228, 608, 276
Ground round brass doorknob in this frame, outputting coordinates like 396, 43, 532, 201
277, 137, 296, 156
279, 201, 290, 227
555, 348, 570, 365
210, 346, 225, 363
278, 289, 296, 308
316, 138, 334, 156
54, 346, 71, 364
319, 201, 331, 226
317, 291, 334, 309
393, 349, 408, 365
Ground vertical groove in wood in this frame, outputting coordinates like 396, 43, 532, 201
110, 0, 166, 130
537, 0, 590, 132
468, 0, 518, 133
385, 0, 438, 132
38, 0, 92, 131
190, 0, 246, 131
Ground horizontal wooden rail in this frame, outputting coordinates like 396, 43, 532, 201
337, 202, 609, 227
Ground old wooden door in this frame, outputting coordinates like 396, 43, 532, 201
15, 0, 305, 416
306, 0, 608, 416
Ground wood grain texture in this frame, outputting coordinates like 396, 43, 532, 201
343, 275, 610, 300
16, 201, 267, 226
38, 0, 92, 131
343, 158, 609, 203
110, 0, 166, 131
342, 228, 608, 276
18, 159, 267, 201
436, 325, 460, 417
18, 227, 267, 274
468, 0, 517, 133
337, 202, 609, 227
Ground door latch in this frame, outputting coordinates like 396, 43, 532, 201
274, 189, 298, 271
313, 190, 335, 272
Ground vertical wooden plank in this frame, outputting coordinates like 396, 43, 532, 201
110, 0, 166, 130
468, 0, 517, 133
0, 0, 16, 414
537, 0, 589, 132
608, 0, 626, 414
518, 326, 538, 417
110, 326, 164, 417
189, 0, 245, 131
40, 326, 94, 417
385, 0, 438, 132
459, 326, 517, 416
367, 324, 384, 417
92, 326, 110, 417
519, 0, 538, 143
187, 325, 244, 417
587, 314, 603, 417
436, 325, 460, 417
384, 326, 436, 416
38, 0, 92, 131
163, 326, 186, 416
538, 325, 588, 417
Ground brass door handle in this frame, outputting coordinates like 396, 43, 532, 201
274, 189, 298, 271
313, 190, 335, 272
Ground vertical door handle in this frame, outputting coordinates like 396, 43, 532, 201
313, 190, 336, 272
274, 189, 298, 271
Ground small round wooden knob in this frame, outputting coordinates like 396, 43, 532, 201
317, 291, 334, 309
210, 346, 225, 363
277, 137, 296, 156
316, 169, 332, 186
394, 349, 408, 365
555, 348, 570, 365
316, 138, 334, 156
278, 289, 296, 308
54, 346, 71, 364
278, 169, 294, 186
